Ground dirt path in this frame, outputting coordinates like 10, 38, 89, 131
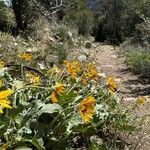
93, 44, 150, 150
95, 44, 150, 101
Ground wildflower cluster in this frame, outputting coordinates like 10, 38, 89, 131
0, 57, 140, 149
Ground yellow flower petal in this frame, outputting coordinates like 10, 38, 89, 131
55, 83, 65, 95
0, 107, 3, 113
108, 89, 114, 96
0, 102, 12, 109
81, 78, 88, 85
0, 89, 13, 99
0, 99, 11, 104
63, 60, 69, 66
0, 143, 6, 150
0, 90, 13, 113
18, 52, 32, 61
106, 77, 117, 95
50, 91, 58, 103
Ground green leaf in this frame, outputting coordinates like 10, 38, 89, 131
59, 91, 77, 106
73, 95, 82, 103
18, 127, 32, 134
0, 117, 9, 136
0, 124, 5, 129
67, 114, 83, 134
14, 147, 32, 150
31, 138, 45, 150
8, 104, 24, 119
36, 101, 63, 115
113, 121, 135, 132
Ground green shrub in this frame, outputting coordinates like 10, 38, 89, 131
127, 51, 150, 77
53, 43, 67, 64
63, 2, 94, 36
134, 17, 150, 47
53, 25, 74, 45
0, 2, 15, 32
94, 0, 150, 43
76, 9, 94, 36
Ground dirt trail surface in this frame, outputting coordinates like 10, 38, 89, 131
92, 44, 150, 150
95, 44, 150, 101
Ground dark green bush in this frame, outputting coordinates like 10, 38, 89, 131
127, 51, 150, 77
94, 0, 150, 44
63, 1, 93, 36
134, 17, 150, 47
0, 1, 14, 32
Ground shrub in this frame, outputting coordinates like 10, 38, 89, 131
53, 43, 67, 64
63, 2, 94, 36
127, 51, 150, 78
0, 2, 15, 32
75, 9, 94, 36
93, 0, 150, 44
134, 17, 150, 47
53, 25, 74, 45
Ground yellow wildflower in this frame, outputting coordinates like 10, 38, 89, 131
49, 83, 65, 103
26, 72, 41, 85
18, 52, 32, 61
0, 89, 13, 114
64, 60, 80, 79
63, 60, 69, 66
137, 96, 145, 106
82, 64, 98, 85
86, 64, 98, 81
81, 77, 88, 85
106, 77, 117, 95
50, 91, 58, 103
0, 60, 5, 68
55, 83, 65, 95
79, 96, 96, 124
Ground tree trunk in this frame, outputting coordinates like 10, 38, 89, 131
12, 0, 26, 31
